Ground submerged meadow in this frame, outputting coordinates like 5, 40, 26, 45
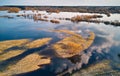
0, 6, 120, 76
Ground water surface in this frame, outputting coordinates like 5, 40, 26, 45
0, 11, 120, 75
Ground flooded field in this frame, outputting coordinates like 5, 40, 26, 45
0, 10, 120, 76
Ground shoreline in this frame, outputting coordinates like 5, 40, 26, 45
0, 6, 120, 14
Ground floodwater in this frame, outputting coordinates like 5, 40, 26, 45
0, 11, 120, 76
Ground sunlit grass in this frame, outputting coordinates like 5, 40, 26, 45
0, 31, 95, 75
0, 38, 52, 76
0, 50, 25, 61
0, 38, 52, 61
25, 38, 52, 49
0, 53, 51, 76
53, 30, 83, 38
71, 15, 103, 22
0, 39, 29, 53
8, 8, 21, 13
53, 30, 95, 58
6, 53, 50, 75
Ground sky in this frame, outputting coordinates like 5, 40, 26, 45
0, 0, 120, 6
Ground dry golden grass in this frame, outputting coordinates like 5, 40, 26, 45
25, 38, 52, 49
71, 15, 102, 22
53, 41, 83, 57
0, 39, 29, 53
8, 54, 50, 75
53, 30, 83, 38
0, 7, 21, 13
8, 8, 21, 13
50, 20, 60, 24
0, 50, 25, 61
73, 60, 120, 76
0, 38, 52, 61
37, 18, 48, 22
0, 38, 52, 76
0, 53, 51, 76
86, 60, 111, 72
47, 9, 60, 13
53, 30, 95, 58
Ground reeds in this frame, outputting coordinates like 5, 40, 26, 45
71, 15, 103, 22
53, 30, 95, 58
0, 38, 52, 76
8, 7, 21, 13
50, 20, 60, 24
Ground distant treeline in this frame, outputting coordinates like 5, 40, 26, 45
0, 6, 120, 14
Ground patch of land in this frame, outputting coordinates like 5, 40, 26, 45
72, 60, 120, 76
70, 15, 120, 26
0, 6, 120, 26
0, 6, 120, 14
0, 38, 52, 76
53, 30, 95, 58
0, 39, 29, 54
0, 29, 96, 76
0, 53, 51, 76
0, 7, 21, 13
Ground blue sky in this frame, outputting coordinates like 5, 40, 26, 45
0, 0, 120, 6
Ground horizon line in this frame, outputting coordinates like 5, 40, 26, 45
1, 5, 120, 7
